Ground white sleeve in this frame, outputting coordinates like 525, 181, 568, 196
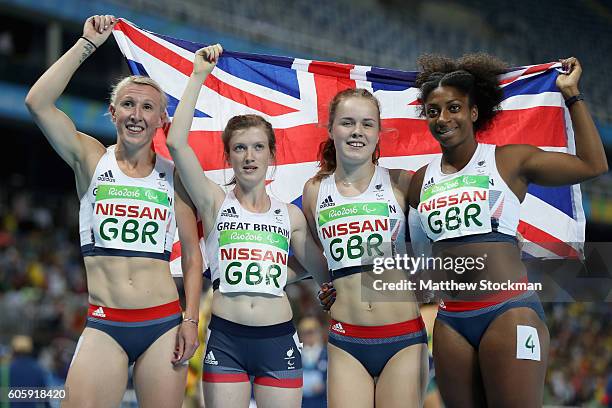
408, 207, 431, 258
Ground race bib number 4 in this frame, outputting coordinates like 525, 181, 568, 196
218, 229, 289, 296
418, 175, 492, 241
318, 202, 392, 270
93, 185, 170, 253
516, 325, 541, 361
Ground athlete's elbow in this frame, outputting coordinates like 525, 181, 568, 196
596, 158, 609, 175
180, 249, 203, 273
24, 91, 41, 114
588, 158, 609, 178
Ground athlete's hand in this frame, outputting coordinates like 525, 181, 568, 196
173, 321, 199, 365
82, 15, 117, 48
318, 282, 336, 312
556, 57, 582, 99
193, 44, 223, 77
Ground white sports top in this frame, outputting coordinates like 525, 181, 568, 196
206, 190, 292, 296
79, 146, 176, 260
417, 143, 521, 242
315, 166, 406, 279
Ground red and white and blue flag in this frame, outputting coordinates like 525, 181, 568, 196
112, 19, 584, 273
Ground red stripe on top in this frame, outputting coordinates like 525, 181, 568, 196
88, 299, 181, 322
202, 372, 249, 383
329, 316, 425, 338
518, 221, 580, 258
254, 376, 303, 388
440, 276, 530, 312
116, 21, 297, 117
197, 220, 204, 239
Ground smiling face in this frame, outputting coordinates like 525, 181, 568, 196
109, 84, 166, 147
330, 96, 380, 165
424, 85, 478, 148
227, 126, 273, 186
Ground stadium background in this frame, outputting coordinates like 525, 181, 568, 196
0, 0, 610, 406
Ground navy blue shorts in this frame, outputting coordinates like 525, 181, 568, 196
85, 300, 182, 364
436, 291, 546, 348
203, 315, 303, 388
328, 317, 428, 378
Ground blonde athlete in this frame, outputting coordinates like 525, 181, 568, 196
303, 89, 429, 408
25, 15, 202, 408
166, 45, 329, 408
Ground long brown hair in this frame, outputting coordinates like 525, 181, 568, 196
314, 88, 381, 181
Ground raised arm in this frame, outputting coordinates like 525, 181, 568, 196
288, 204, 330, 286
166, 45, 225, 226
24, 16, 114, 184
502, 58, 608, 189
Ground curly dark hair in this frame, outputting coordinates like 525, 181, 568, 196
416, 53, 507, 133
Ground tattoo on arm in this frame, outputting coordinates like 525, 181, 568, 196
78, 43, 95, 64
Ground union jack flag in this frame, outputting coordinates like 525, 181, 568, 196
112, 19, 584, 274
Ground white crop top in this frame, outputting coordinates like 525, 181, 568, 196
205, 190, 292, 296
417, 143, 521, 242
315, 166, 406, 279
79, 146, 176, 260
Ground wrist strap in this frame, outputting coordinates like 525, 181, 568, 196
80, 36, 98, 51
564, 93, 584, 108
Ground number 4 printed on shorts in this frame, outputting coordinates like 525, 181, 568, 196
516, 325, 541, 361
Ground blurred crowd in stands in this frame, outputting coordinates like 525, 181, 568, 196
0, 179, 610, 407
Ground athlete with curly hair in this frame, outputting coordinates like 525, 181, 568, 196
408, 53, 607, 407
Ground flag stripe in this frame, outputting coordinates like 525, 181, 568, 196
518, 221, 580, 258
502, 71, 559, 98
117, 21, 298, 117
